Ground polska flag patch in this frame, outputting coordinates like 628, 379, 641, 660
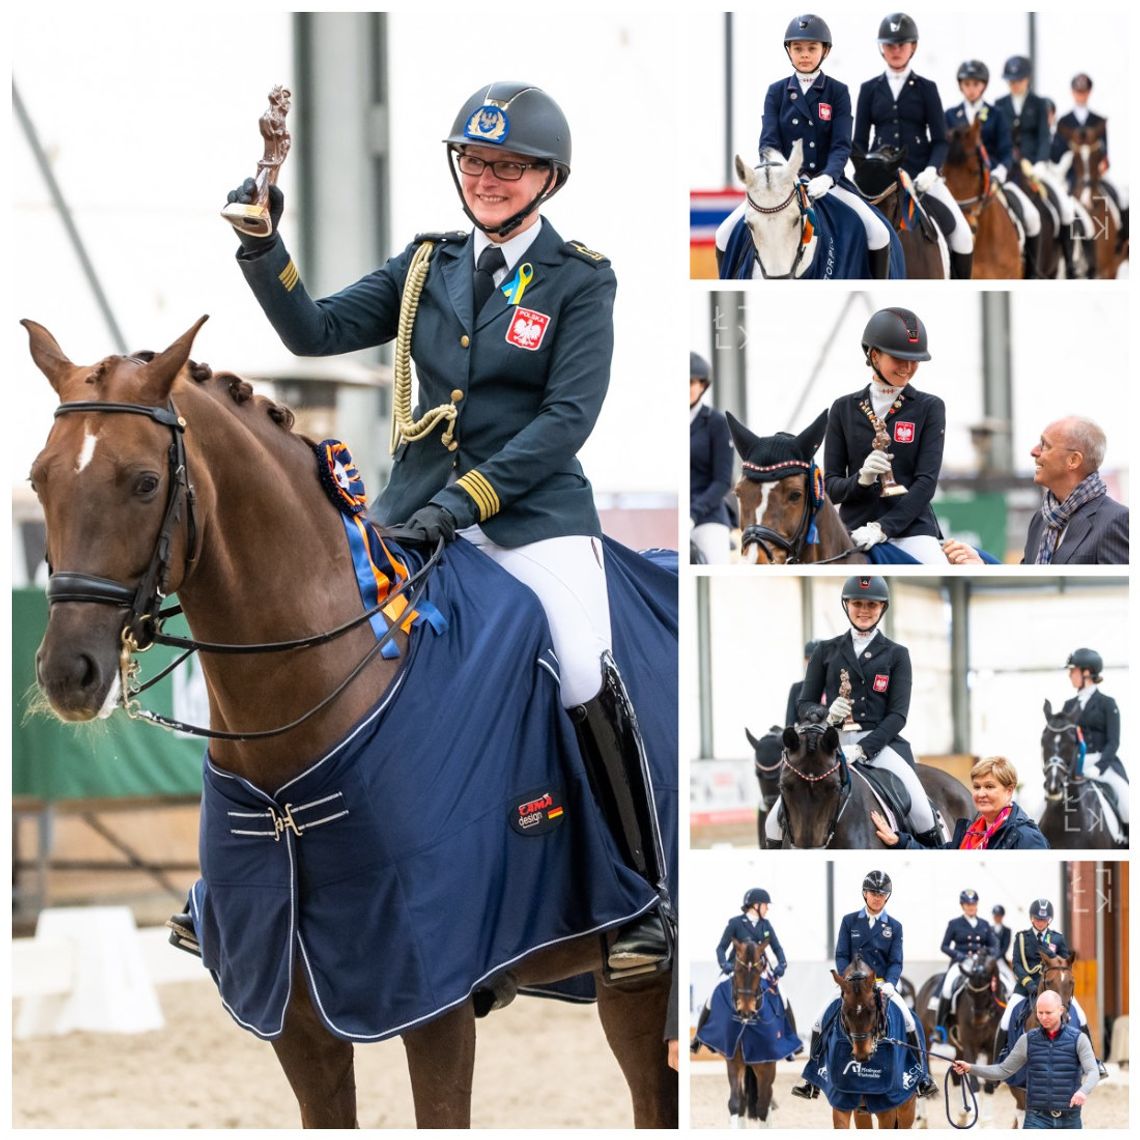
873, 674, 890, 692
894, 421, 915, 444
506, 307, 551, 351
819, 103, 833, 121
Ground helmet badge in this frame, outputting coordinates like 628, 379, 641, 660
890, 20, 901, 32
465, 105, 509, 144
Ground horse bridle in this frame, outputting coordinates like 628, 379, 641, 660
745, 170, 816, 280
731, 951, 771, 1024
47, 400, 196, 652
780, 724, 851, 848
1043, 721, 1082, 799
838, 972, 885, 1046
43, 397, 445, 741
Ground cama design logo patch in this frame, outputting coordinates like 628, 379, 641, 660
509, 785, 566, 836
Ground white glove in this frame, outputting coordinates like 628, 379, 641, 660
689, 517, 696, 529
806, 174, 834, 200
826, 697, 853, 726
857, 449, 894, 486
913, 166, 939, 193
879, 980, 897, 998
991, 163, 1008, 183
845, 743, 866, 762
851, 521, 887, 550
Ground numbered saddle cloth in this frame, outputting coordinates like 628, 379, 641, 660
188, 536, 677, 1041
696, 975, 802, 1062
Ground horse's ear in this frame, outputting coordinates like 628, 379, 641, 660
1068, 950, 1077, 965
788, 138, 804, 176
21, 319, 75, 394
734, 154, 752, 186
796, 408, 830, 458
831, 968, 845, 988
782, 726, 799, 750
1043, 699, 1053, 718
725, 410, 762, 460
139, 315, 209, 402
824, 725, 840, 752
746, 726, 760, 749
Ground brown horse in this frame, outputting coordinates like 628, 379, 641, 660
723, 937, 779, 1127
850, 146, 948, 279
943, 118, 1023, 278
828, 956, 917, 1129
1056, 122, 1127, 279
25, 318, 676, 1129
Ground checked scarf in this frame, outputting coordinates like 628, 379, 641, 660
1033, 472, 1108, 564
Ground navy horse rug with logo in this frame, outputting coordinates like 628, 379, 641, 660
187, 535, 677, 1041
696, 976, 802, 1062
801, 998, 923, 1112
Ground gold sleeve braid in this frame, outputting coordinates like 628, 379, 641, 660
389, 241, 460, 455
455, 470, 500, 521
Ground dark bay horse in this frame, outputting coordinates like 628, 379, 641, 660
1056, 123, 1127, 278
1039, 699, 1124, 849
850, 145, 948, 278
943, 118, 1022, 278
724, 938, 778, 1127
24, 318, 675, 1129
747, 725, 784, 847
776, 723, 973, 849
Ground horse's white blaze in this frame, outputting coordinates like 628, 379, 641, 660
75, 429, 98, 474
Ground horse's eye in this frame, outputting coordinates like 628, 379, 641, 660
788, 490, 803, 502
134, 473, 160, 496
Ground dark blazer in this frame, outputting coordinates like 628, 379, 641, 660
941, 916, 999, 961
798, 631, 914, 764
824, 385, 945, 540
1012, 926, 1071, 994
717, 914, 786, 974
1051, 109, 1109, 164
836, 909, 904, 985
854, 72, 948, 175
760, 72, 853, 182
995, 924, 1012, 960
237, 219, 615, 547
993, 92, 1052, 163
1021, 494, 1129, 564
895, 800, 1049, 849
945, 102, 1014, 170
690, 405, 734, 526
1062, 690, 1123, 776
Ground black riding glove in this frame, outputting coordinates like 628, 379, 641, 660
226, 180, 284, 255
400, 503, 459, 545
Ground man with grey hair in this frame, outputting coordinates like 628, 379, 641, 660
944, 416, 1128, 564
952, 989, 1099, 1129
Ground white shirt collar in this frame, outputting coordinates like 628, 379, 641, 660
1077, 683, 1098, 707
863, 906, 888, 924
471, 218, 544, 283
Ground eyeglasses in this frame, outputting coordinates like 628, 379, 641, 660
456, 154, 548, 181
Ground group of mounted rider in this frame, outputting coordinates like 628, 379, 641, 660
695, 876, 1104, 1124
716, 12, 1128, 279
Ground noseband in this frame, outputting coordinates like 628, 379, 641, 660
744, 170, 816, 280
47, 400, 195, 652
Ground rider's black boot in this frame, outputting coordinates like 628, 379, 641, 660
950, 250, 974, 279
868, 243, 891, 279
572, 653, 672, 978
993, 1026, 1009, 1062
691, 1003, 712, 1052
1022, 232, 1041, 278
935, 994, 952, 1039
908, 1027, 938, 1097
915, 825, 944, 849
792, 1030, 822, 1098
1060, 228, 1078, 279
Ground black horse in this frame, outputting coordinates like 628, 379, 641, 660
774, 721, 973, 849
746, 724, 784, 847
1039, 699, 1124, 849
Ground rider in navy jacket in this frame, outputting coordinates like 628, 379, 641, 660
1062, 647, 1128, 827
930, 889, 1000, 1036
689, 351, 734, 565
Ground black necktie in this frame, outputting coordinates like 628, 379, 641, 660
472, 245, 506, 313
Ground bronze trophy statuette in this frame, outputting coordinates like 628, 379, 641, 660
838, 669, 861, 732
221, 85, 292, 238
869, 413, 908, 497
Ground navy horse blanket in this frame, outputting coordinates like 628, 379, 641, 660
696, 976, 801, 1062
801, 998, 924, 1112
720, 194, 906, 280
187, 535, 677, 1041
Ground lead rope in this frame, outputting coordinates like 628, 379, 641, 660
390, 240, 459, 454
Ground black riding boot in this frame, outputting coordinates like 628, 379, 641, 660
935, 994, 952, 1039
1079, 1022, 1109, 1078
911, 1027, 938, 1097
993, 1026, 1009, 1062
572, 652, 672, 978
1059, 228, 1079, 279
166, 896, 201, 957
1022, 232, 1041, 278
950, 250, 974, 279
915, 824, 944, 849
868, 243, 891, 279
792, 1031, 822, 1097
691, 1003, 712, 1052
1084, 234, 1100, 279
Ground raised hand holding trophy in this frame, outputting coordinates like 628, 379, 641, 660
221, 85, 292, 238
838, 669, 861, 731
869, 412, 908, 497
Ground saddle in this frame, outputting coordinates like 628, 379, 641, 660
1082, 777, 1127, 844
853, 760, 911, 823
917, 192, 957, 238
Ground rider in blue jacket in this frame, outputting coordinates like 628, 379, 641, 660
928, 889, 1000, 1038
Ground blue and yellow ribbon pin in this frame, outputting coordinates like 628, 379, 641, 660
500, 262, 534, 305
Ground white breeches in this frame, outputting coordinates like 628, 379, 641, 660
459, 527, 610, 707
1086, 754, 1129, 823
716, 202, 746, 250
934, 961, 963, 1003
888, 533, 949, 564
997, 958, 1017, 994
691, 521, 732, 565
925, 179, 975, 253
830, 186, 893, 248
812, 986, 916, 1034
1001, 991, 1088, 1030
1002, 180, 1042, 235
1033, 164, 1077, 226
841, 730, 936, 832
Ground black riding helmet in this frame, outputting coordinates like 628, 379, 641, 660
841, 575, 890, 624
1003, 55, 1032, 82
691, 351, 711, 384
1029, 898, 1054, 921
804, 638, 822, 658
992, 904, 1006, 917
863, 869, 893, 898
1066, 648, 1103, 676
743, 888, 771, 910
862, 307, 932, 362
444, 82, 571, 238
957, 60, 990, 85
784, 14, 833, 64
877, 12, 919, 44
960, 889, 979, 904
